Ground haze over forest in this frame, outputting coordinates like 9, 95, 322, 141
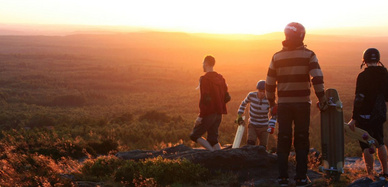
1, 23, 388, 151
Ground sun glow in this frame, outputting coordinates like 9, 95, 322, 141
1, 0, 388, 35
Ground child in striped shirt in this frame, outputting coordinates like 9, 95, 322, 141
236, 80, 275, 147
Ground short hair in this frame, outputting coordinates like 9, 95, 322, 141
204, 55, 215, 66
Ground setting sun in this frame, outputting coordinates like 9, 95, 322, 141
1, 0, 388, 35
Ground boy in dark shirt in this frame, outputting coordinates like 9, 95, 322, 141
348, 48, 388, 177
190, 55, 230, 151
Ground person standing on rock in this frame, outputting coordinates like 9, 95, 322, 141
265, 22, 327, 186
348, 48, 388, 178
236, 80, 276, 148
190, 55, 231, 151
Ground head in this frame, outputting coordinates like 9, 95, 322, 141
284, 22, 305, 42
256, 80, 265, 99
203, 55, 215, 72
361, 48, 380, 68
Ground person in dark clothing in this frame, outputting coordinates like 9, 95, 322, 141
190, 55, 230, 151
348, 48, 388, 177
266, 22, 327, 187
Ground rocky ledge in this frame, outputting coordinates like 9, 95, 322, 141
116, 144, 322, 186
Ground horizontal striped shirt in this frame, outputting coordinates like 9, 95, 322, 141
265, 45, 325, 104
238, 92, 270, 126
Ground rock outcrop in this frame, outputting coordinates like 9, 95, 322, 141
116, 144, 322, 185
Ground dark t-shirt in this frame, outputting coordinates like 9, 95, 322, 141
352, 66, 388, 123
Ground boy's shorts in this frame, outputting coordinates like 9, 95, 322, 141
356, 121, 385, 150
247, 124, 269, 147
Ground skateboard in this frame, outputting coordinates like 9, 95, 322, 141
319, 88, 344, 181
344, 124, 379, 154
232, 116, 245, 148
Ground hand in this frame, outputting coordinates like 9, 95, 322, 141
267, 118, 276, 134
318, 96, 328, 111
348, 119, 356, 131
235, 114, 244, 125
267, 127, 275, 134
195, 117, 202, 126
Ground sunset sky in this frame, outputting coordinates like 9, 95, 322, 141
1, 0, 388, 36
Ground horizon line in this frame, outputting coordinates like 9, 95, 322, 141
0, 23, 388, 38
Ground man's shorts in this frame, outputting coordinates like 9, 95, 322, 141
190, 113, 222, 146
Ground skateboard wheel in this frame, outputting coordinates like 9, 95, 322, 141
336, 101, 343, 109
369, 148, 375, 154
362, 133, 369, 140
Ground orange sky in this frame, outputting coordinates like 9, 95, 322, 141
1, 0, 388, 36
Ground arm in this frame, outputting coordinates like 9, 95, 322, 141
266, 57, 277, 107
235, 94, 250, 124
237, 94, 251, 115
351, 74, 364, 121
348, 74, 365, 130
309, 53, 325, 99
224, 80, 231, 103
199, 77, 211, 118
309, 53, 327, 110
384, 71, 388, 102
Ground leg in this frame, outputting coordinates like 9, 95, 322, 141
212, 143, 221, 150
293, 103, 311, 179
277, 103, 293, 178
206, 114, 222, 148
357, 121, 375, 175
363, 148, 374, 175
189, 114, 215, 150
373, 122, 388, 174
247, 124, 258, 145
377, 145, 388, 174
257, 125, 269, 148
196, 137, 214, 151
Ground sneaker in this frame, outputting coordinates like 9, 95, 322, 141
295, 176, 312, 187
277, 177, 289, 187
378, 173, 388, 180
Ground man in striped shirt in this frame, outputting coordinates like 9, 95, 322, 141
236, 80, 273, 147
265, 22, 327, 187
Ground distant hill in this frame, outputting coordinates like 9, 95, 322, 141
0, 29, 25, 35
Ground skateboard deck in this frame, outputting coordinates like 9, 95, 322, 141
319, 88, 344, 180
344, 124, 379, 153
232, 121, 245, 148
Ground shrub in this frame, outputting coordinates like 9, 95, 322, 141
28, 114, 55, 128
36, 139, 87, 160
50, 94, 86, 107
81, 155, 124, 180
138, 156, 209, 185
110, 112, 133, 124
87, 138, 118, 155
0, 143, 77, 186
80, 155, 209, 186
139, 110, 170, 123
0, 129, 90, 160
114, 160, 141, 183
